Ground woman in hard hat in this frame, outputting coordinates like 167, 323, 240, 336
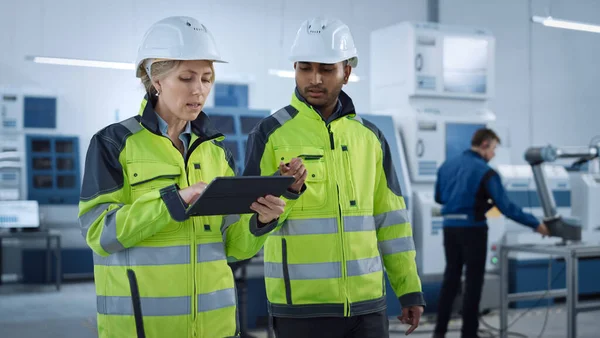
78, 16, 306, 338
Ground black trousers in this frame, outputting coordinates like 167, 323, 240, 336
434, 226, 488, 338
273, 310, 389, 338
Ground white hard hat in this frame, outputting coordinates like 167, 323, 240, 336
135, 16, 226, 78
289, 17, 358, 67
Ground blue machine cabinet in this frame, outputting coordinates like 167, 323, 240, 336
204, 107, 270, 174
214, 83, 249, 108
26, 135, 80, 205
23, 96, 57, 129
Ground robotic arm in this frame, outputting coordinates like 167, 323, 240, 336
524, 144, 599, 242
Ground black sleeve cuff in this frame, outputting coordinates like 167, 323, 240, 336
249, 213, 278, 237
282, 184, 306, 200
159, 184, 189, 222
272, 169, 306, 200
399, 292, 426, 308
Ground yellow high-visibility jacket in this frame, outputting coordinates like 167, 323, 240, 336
244, 90, 425, 318
78, 96, 299, 337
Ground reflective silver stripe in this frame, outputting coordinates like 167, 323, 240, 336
353, 115, 363, 124
197, 288, 236, 312
343, 216, 375, 232
272, 218, 338, 236
264, 262, 342, 280
119, 117, 143, 134
443, 214, 468, 220
379, 236, 415, 256
221, 214, 240, 242
78, 203, 112, 239
97, 295, 190, 316
374, 209, 409, 230
197, 242, 226, 263
93, 245, 190, 266
272, 107, 292, 125
100, 206, 126, 254
347, 256, 383, 277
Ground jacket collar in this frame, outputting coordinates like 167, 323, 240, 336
291, 88, 357, 122
138, 93, 223, 141
466, 149, 486, 161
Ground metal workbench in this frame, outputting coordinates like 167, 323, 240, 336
499, 242, 600, 338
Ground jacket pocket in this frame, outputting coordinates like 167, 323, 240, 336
127, 161, 184, 236
128, 161, 181, 197
282, 238, 292, 305
274, 146, 328, 211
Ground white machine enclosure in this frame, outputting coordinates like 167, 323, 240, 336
1, 86, 57, 132
412, 190, 505, 275
374, 108, 496, 183
569, 170, 600, 246
570, 172, 600, 232
370, 21, 495, 110
0, 132, 25, 201
370, 21, 497, 184
0, 86, 59, 230
0, 200, 39, 228
370, 21, 505, 277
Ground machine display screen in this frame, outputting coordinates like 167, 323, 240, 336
443, 37, 488, 94
445, 123, 486, 160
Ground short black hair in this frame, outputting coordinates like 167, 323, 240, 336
471, 128, 501, 147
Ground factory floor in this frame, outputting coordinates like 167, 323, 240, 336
1, 281, 600, 338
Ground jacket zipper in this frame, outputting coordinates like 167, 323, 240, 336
184, 136, 219, 338
140, 116, 224, 336
341, 145, 357, 207
327, 123, 349, 317
281, 238, 293, 304
187, 160, 197, 337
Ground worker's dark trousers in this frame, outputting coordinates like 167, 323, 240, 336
434, 226, 488, 338
273, 310, 389, 338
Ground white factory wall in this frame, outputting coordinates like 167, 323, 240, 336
0, 0, 427, 170
441, 0, 600, 164
1, 0, 599, 169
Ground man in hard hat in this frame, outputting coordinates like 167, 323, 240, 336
244, 17, 425, 337
433, 128, 549, 338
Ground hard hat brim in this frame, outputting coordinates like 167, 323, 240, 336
289, 55, 358, 68
135, 58, 228, 78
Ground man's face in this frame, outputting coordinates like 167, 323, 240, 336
481, 139, 498, 162
294, 61, 351, 109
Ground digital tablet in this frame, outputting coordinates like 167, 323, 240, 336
185, 176, 295, 216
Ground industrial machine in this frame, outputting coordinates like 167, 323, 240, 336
524, 143, 600, 243
498, 164, 571, 259
0, 121, 38, 230
369, 21, 506, 277
0, 86, 85, 284
498, 144, 600, 316
0, 133, 25, 201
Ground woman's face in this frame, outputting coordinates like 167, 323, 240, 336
154, 60, 214, 121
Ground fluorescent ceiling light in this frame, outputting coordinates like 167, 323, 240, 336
268, 69, 360, 82
26, 56, 135, 70
532, 16, 600, 34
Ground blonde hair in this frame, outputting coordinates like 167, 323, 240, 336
140, 60, 216, 95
